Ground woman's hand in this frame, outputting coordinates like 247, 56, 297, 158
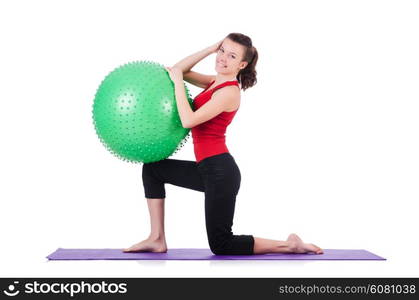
208, 39, 224, 54
165, 66, 183, 84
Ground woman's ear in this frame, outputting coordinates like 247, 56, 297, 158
240, 61, 248, 70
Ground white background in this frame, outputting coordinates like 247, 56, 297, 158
0, 0, 418, 277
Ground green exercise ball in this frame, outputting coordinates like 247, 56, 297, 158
92, 61, 193, 163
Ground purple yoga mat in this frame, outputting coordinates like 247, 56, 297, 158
47, 248, 385, 261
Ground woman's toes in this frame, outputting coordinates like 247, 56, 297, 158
312, 244, 324, 254
307, 243, 323, 254
123, 246, 133, 252
123, 243, 143, 252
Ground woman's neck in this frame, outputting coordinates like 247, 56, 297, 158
214, 73, 237, 84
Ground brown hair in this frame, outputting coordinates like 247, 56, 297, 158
225, 32, 258, 91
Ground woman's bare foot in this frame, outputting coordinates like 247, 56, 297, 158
123, 236, 167, 253
286, 233, 323, 254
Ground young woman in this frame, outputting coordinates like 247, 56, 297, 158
124, 33, 323, 255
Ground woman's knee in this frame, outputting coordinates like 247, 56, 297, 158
142, 162, 153, 177
142, 162, 166, 198
207, 232, 233, 255
208, 232, 255, 255
209, 245, 229, 255
142, 161, 161, 180
142, 162, 164, 183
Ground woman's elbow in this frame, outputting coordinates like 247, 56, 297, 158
182, 123, 192, 129
173, 64, 188, 73
182, 119, 196, 129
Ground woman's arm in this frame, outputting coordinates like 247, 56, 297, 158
173, 80, 238, 129
173, 40, 223, 73
165, 66, 239, 129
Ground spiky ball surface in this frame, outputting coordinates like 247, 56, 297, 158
92, 61, 193, 163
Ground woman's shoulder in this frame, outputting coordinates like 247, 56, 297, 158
213, 85, 241, 112
213, 83, 241, 95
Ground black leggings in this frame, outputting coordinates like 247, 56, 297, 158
142, 152, 255, 255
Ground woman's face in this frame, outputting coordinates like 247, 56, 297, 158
215, 38, 248, 76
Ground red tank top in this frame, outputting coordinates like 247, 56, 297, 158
191, 79, 240, 162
